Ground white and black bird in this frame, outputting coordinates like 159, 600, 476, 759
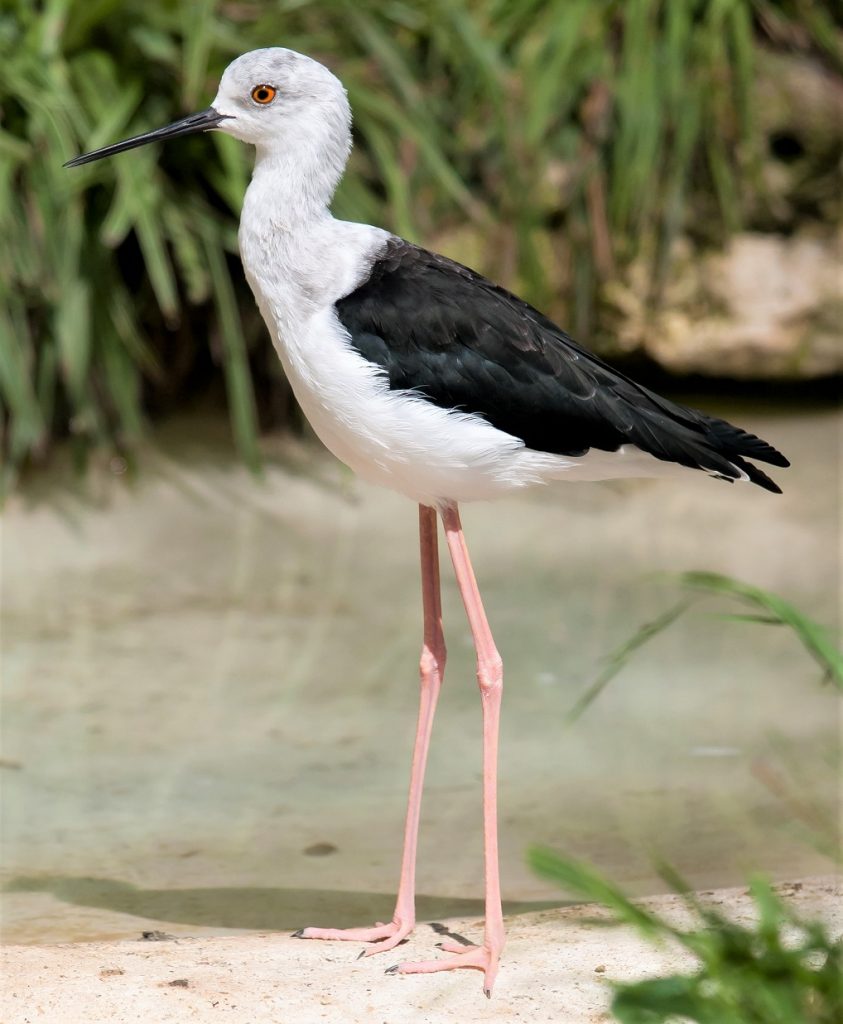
67, 47, 788, 997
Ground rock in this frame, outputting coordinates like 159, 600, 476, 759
609, 231, 843, 379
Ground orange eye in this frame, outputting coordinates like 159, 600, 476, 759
250, 84, 277, 105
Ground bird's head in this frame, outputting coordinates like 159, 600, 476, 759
65, 47, 351, 167
211, 48, 349, 149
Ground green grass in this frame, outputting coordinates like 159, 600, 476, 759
567, 572, 843, 724
1, 0, 840, 482
530, 849, 842, 1024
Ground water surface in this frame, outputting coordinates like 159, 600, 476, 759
2, 403, 839, 943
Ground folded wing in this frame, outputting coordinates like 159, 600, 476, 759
336, 240, 788, 493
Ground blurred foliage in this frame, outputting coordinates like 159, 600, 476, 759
0, 0, 841, 482
567, 571, 843, 723
530, 849, 843, 1024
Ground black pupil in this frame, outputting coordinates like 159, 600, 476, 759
257, 88, 269, 101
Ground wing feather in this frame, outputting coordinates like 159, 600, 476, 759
336, 240, 788, 492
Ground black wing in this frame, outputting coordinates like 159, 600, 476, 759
336, 239, 788, 492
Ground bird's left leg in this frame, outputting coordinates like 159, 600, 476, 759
294, 503, 446, 953
387, 503, 505, 997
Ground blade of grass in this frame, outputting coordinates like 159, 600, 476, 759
566, 598, 697, 723
54, 276, 91, 404
203, 227, 261, 473
181, 0, 216, 109
0, 304, 46, 459
679, 572, 843, 688
528, 847, 668, 940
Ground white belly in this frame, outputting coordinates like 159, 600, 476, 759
271, 308, 540, 504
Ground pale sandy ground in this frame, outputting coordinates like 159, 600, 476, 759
1, 877, 840, 1024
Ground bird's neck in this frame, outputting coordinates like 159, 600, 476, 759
244, 123, 350, 231
238, 128, 387, 341
239, 143, 341, 324
237, 119, 390, 337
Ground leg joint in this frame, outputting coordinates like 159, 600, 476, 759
419, 642, 446, 682
476, 650, 503, 692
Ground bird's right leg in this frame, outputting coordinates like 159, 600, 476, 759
294, 503, 446, 954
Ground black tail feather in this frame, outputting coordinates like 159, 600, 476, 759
730, 456, 783, 494
703, 416, 790, 469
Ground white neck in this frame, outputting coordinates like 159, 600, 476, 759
244, 106, 352, 231
237, 116, 389, 338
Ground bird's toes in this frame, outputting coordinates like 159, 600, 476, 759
436, 938, 479, 954
360, 931, 411, 958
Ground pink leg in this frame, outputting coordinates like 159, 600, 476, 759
296, 504, 446, 955
388, 503, 505, 997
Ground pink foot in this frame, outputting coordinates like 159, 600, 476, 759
386, 939, 501, 997
293, 918, 414, 957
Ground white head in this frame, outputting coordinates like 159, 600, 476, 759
211, 48, 350, 154
65, 48, 353, 209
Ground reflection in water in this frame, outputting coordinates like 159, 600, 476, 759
2, 406, 839, 944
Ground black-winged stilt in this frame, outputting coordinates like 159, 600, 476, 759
66, 47, 788, 997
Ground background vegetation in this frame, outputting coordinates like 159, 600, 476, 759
1, 0, 840, 484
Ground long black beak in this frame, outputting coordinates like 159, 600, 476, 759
64, 107, 229, 167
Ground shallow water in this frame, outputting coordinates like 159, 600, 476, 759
1, 402, 839, 944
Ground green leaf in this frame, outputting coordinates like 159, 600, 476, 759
180, 0, 216, 109
566, 598, 696, 723
528, 847, 667, 940
679, 572, 843, 689
0, 303, 46, 458
54, 276, 92, 402
202, 226, 261, 473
